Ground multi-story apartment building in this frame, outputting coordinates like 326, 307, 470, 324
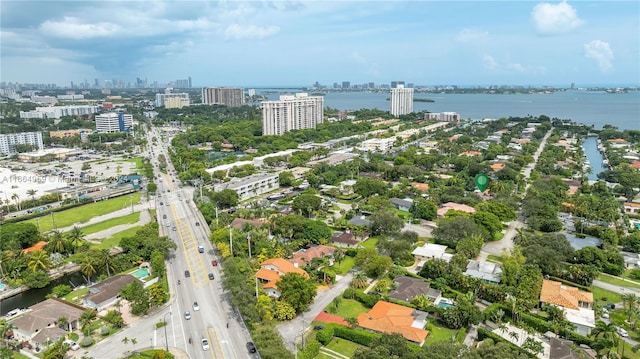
201, 87, 245, 107
425, 112, 460, 122
390, 84, 413, 116
95, 113, 133, 133
155, 91, 189, 107
213, 173, 279, 201
164, 97, 190, 109
0, 132, 44, 155
20, 105, 101, 119
358, 137, 396, 154
261, 93, 324, 136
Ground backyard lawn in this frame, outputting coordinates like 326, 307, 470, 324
81, 212, 140, 235
334, 256, 355, 275
333, 299, 369, 319
591, 287, 622, 304
424, 323, 459, 345
361, 237, 378, 249
26, 192, 141, 232
326, 337, 365, 357
63, 287, 90, 304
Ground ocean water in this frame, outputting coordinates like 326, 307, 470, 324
260, 90, 639, 131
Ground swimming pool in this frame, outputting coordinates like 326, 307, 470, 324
438, 302, 453, 309
0, 283, 5, 291
131, 267, 150, 279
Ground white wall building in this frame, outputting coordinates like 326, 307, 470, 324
390, 84, 413, 116
261, 93, 324, 135
95, 113, 133, 133
213, 173, 279, 201
358, 137, 396, 153
425, 112, 460, 122
0, 132, 44, 155
164, 97, 190, 109
20, 105, 101, 119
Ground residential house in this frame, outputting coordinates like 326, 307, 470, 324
256, 258, 309, 298
349, 216, 371, 227
356, 301, 429, 346
338, 179, 357, 195
391, 198, 413, 212
540, 280, 595, 336
411, 182, 430, 192
23, 241, 48, 254
624, 202, 640, 215
437, 202, 476, 218
289, 245, 336, 268
464, 260, 502, 283
229, 217, 266, 231
388, 276, 442, 304
331, 231, 359, 247
11, 298, 84, 347
621, 251, 640, 269
549, 337, 597, 359
411, 243, 453, 270
82, 274, 142, 311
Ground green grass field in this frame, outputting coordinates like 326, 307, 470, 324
361, 237, 378, 249
591, 286, 622, 304
598, 273, 640, 290
26, 192, 141, 232
334, 298, 369, 319
326, 337, 364, 357
81, 212, 140, 235
335, 257, 355, 275
92, 226, 141, 249
63, 287, 90, 304
424, 323, 459, 344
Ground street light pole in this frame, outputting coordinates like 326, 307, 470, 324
163, 311, 172, 352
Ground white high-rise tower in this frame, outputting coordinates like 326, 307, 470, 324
390, 84, 413, 116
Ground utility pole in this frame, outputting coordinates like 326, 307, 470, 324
215, 206, 219, 226
255, 276, 259, 298
229, 226, 233, 256
247, 234, 252, 258
130, 194, 134, 213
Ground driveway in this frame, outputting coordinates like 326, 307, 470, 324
277, 271, 354, 350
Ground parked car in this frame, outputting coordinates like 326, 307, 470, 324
64, 340, 80, 351
617, 327, 629, 337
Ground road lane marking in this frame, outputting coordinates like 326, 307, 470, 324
171, 204, 208, 287
207, 327, 225, 359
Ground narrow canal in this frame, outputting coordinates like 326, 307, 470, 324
582, 136, 607, 181
0, 272, 85, 316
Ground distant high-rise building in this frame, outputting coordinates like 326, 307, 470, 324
407, 83, 414, 89
390, 85, 413, 116
165, 97, 190, 109
188, 76, 192, 88
95, 113, 133, 133
342, 81, 351, 89
368, 82, 375, 89
0, 132, 44, 155
248, 89, 256, 97
201, 87, 244, 107
261, 93, 323, 136
391, 81, 398, 89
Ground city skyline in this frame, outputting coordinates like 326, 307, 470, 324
1, 1, 639, 87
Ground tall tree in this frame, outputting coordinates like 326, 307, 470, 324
68, 226, 84, 254
27, 250, 50, 272
277, 273, 317, 313
26, 189, 38, 207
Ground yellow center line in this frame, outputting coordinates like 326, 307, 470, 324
207, 327, 225, 359
170, 203, 209, 287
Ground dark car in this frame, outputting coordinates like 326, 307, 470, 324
185, 270, 190, 278
246, 342, 256, 353
195, 222, 200, 226
208, 273, 214, 280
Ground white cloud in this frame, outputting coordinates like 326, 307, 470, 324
40, 17, 121, 39
456, 28, 489, 43
584, 40, 614, 72
483, 54, 498, 70
531, 1, 584, 35
223, 24, 280, 40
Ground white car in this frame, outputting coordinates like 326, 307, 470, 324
617, 327, 629, 337
64, 340, 80, 351
201, 338, 210, 351
193, 302, 200, 311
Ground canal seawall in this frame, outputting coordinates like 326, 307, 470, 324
0, 262, 80, 302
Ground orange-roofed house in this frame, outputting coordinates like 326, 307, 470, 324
289, 245, 336, 268
490, 163, 505, 171
357, 301, 429, 346
624, 202, 640, 215
630, 161, 640, 170
437, 202, 476, 218
314, 311, 349, 326
256, 258, 309, 298
411, 182, 430, 191
540, 279, 595, 335
23, 241, 48, 254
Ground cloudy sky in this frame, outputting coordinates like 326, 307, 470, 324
1, 1, 638, 87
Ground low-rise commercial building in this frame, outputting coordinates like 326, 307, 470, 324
213, 173, 279, 201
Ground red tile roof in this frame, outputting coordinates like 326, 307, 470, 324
23, 241, 48, 253
314, 311, 349, 326
540, 279, 593, 310
357, 301, 429, 344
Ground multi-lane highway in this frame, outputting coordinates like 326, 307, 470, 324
148, 126, 257, 359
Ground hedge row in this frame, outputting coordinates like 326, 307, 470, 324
331, 324, 380, 347
297, 340, 321, 359
476, 327, 534, 358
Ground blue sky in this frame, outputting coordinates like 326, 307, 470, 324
1, 1, 638, 87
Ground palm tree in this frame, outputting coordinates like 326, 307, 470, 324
27, 250, 50, 272
2, 199, 10, 217
100, 249, 113, 277
11, 194, 20, 211
351, 271, 368, 289
80, 309, 96, 336
591, 320, 619, 357
48, 230, 67, 254
622, 293, 638, 323
68, 226, 84, 254
26, 189, 38, 207
80, 256, 96, 284
508, 330, 520, 343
